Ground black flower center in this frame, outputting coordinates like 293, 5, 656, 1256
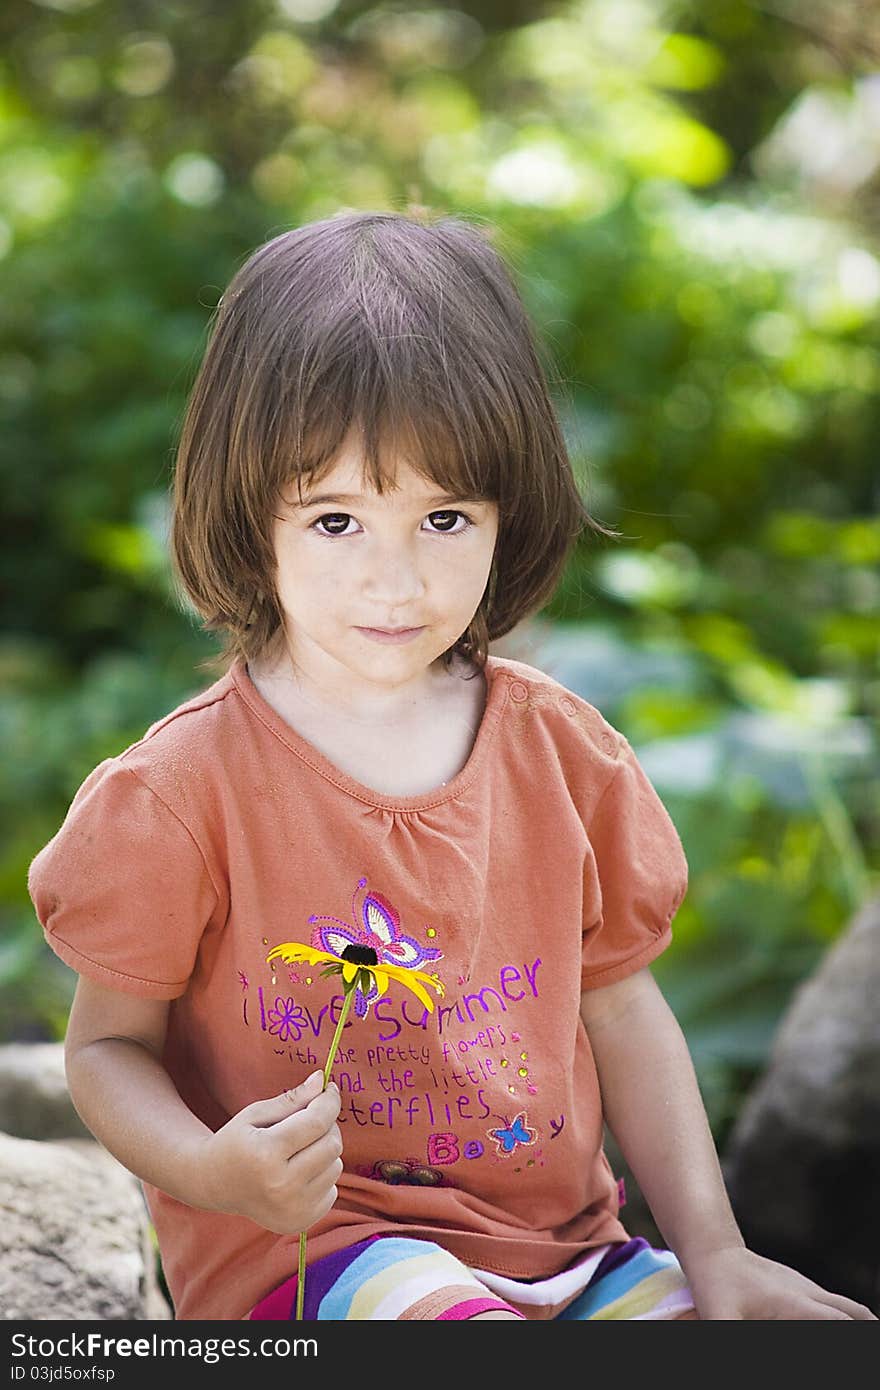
341, 944, 379, 966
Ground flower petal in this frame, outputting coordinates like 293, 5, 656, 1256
267, 941, 339, 969
370, 969, 389, 999
380, 962, 441, 1012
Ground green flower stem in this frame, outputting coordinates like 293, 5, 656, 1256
295, 980, 356, 1322
295, 1230, 307, 1324
322, 983, 356, 1089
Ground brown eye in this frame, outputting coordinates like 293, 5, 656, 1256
312, 513, 354, 536
427, 510, 472, 534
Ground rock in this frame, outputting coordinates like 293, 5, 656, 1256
0, 1042, 171, 1319
722, 895, 880, 1313
0, 1132, 171, 1320
0, 1043, 89, 1140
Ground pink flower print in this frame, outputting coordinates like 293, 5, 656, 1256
267, 996, 308, 1043
308, 878, 443, 1018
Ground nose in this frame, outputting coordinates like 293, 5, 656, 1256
360, 537, 427, 611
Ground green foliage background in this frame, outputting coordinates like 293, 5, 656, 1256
2, 0, 878, 1154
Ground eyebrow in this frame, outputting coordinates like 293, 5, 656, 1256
296, 491, 486, 509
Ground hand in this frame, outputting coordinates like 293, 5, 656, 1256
196, 1070, 343, 1234
684, 1245, 878, 1320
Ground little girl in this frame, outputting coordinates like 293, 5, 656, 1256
28, 208, 875, 1322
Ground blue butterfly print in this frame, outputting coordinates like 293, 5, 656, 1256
488, 1111, 537, 1157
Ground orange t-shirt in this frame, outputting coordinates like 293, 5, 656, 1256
28, 653, 688, 1321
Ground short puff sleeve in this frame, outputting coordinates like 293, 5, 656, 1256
28, 758, 222, 998
581, 739, 688, 990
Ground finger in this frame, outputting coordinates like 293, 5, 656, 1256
814, 1294, 878, 1321
298, 1175, 340, 1230
242, 1070, 325, 1127
287, 1125, 344, 1186
275, 1089, 343, 1167
303, 1148, 344, 1199
793, 1271, 879, 1321
783, 1297, 860, 1320
269, 1085, 342, 1155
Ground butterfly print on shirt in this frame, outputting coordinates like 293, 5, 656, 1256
488, 1111, 538, 1157
309, 876, 443, 1018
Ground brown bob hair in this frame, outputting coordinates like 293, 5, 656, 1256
170, 207, 612, 675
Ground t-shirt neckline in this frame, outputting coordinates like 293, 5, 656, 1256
229, 653, 509, 812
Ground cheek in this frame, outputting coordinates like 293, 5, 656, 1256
438, 555, 494, 614
464, 533, 498, 585
275, 542, 335, 593
433, 536, 494, 578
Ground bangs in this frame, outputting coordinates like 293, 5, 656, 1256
283, 381, 507, 511
261, 240, 528, 510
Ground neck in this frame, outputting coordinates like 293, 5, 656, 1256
250, 651, 460, 729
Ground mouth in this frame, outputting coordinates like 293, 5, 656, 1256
356, 625, 426, 643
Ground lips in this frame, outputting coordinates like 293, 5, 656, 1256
356, 625, 426, 643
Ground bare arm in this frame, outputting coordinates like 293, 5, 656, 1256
580, 968, 876, 1319
65, 976, 212, 1205
580, 967, 742, 1265
65, 975, 343, 1233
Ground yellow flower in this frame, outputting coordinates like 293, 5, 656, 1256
267, 940, 445, 1013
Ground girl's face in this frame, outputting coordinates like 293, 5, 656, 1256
270, 437, 499, 706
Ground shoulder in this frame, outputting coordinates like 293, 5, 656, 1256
30, 666, 245, 902
489, 653, 624, 770
56, 663, 249, 837
112, 662, 248, 802
125, 662, 239, 755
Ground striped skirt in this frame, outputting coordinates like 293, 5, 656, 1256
248, 1234, 695, 1321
